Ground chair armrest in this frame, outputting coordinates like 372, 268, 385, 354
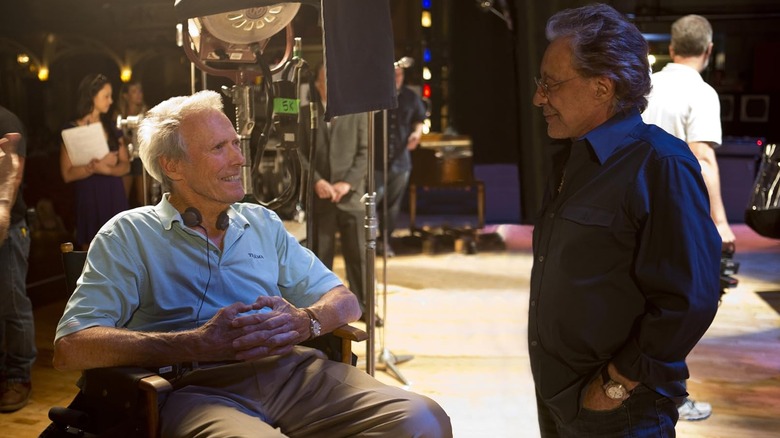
138, 375, 173, 393
81, 367, 172, 438
138, 375, 173, 438
332, 324, 368, 364
81, 366, 162, 402
300, 324, 367, 365
333, 324, 368, 342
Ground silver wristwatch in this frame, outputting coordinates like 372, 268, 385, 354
303, 308, 322, 339
601, 365, 630, 401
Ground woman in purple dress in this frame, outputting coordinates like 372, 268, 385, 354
60, 73, 130, 250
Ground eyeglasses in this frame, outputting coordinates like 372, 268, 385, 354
534, 76, 578, 98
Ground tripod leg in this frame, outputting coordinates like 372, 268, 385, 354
377, 348, 414, 386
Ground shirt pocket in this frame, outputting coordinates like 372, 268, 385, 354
555, 204, 620, 276
559, 204, 615, 228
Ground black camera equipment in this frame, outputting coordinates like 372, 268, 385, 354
720, 244, 739, 298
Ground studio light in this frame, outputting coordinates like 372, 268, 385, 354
174, 0, 312, 208
174, 0, 308, 76
175, 0, 311, 19
200, 5, 299, 45
185, 5, 299, 65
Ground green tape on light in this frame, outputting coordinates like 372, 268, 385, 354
274, 98, 300, 115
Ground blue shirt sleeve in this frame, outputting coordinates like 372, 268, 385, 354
614, 151, 721, 383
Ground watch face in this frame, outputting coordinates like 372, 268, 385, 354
311, 319, 322, 336
605, 383, 627, 399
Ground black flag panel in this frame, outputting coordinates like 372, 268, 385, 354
321, 0, 397, 119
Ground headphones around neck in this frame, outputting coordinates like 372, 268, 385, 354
182, 206, 227, 327
182, 207, 229, 231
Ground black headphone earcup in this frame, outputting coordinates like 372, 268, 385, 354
182, 207, 202, 228
216, 211, 229, 231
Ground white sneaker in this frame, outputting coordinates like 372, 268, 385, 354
677, 398, 712, 421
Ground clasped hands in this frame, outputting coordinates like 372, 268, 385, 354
87, 151, 119, 175
314, 179, 351, 203
197, 295, 310, 362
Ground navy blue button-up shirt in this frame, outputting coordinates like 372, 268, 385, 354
528, 108, 721, 423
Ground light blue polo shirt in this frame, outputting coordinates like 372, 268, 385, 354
56, 195, 342, 340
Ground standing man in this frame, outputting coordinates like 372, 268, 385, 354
300, 63, 372, 323
529, 4, 721, 436
643, 15, 734, 250
642, 14, 726, 422
375, 64, 426, 257
0, 105, 35, 412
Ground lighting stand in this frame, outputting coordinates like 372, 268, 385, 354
367, 109, 413, 386
364, 112, 377, 376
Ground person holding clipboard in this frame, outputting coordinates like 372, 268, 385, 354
60, 73, 130, 250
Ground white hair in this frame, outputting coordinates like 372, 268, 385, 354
137, 90, 225, 192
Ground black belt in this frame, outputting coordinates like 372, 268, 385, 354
152, 361, 239, 380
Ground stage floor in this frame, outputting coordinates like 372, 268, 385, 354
3, 224, 779, 437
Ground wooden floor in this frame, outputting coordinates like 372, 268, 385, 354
2, 224, 778, 437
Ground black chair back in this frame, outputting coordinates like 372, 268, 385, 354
61, 242, 87, 295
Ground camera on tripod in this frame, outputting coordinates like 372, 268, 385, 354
116, 114, 143, 160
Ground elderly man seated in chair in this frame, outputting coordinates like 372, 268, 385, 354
53, 90, 452, 438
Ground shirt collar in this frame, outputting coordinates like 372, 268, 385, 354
581, 107, 643, 164
154, 193, 249, 231
155, 193, 180, 231
660, 62, 702, 78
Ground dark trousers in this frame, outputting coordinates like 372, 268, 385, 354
375, 169, 410, 238
0, 220, 35, 382
311, 198, 366, 312
536, 385, 678, 438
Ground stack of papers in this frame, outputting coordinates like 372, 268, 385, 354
61, 123, 109, 166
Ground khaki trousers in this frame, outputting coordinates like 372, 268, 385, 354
159, 346, 452, 438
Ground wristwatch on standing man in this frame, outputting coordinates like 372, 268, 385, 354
601, 364, 631, 401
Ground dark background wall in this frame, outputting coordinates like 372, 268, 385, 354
432, 0, 780, 222
1, 0, 779, 227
